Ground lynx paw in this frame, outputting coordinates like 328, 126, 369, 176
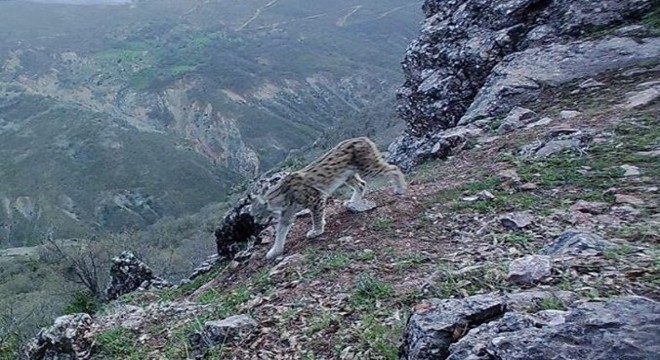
266, 247, 284, 260
306, 229, 324, 239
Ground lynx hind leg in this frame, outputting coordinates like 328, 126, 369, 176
387, 164, 407, 195
306, 197, 327, 239
346, 173, 367, 205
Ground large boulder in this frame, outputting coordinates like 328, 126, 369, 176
189, 314, 259, 359
447, 296, 660, 360
400, 293, 660, 360
389, 0, 656, 168
105, 251, 171, 301
23, 313, 93, 360
213, 171, 289, 258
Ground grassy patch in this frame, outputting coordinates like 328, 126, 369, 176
350, 275, 395, 308
160, 266, 223, 302
643, 5, 660, 29
95, 327, 144, 359
535, 296, 568, 311
370, 216, 394, 231
428, 265, 507, 298
355, 314, 399, 359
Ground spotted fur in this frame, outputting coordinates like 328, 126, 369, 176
249, 137, 406, 259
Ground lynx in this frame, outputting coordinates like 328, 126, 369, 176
249, 137, 406, 259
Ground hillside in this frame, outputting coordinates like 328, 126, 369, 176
5, 0, 659, 359
0, 0, 419, 246
19, 63, 659, 359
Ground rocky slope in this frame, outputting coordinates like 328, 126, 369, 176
388, 0, 659, 170
14, 1, 660, 359
21, 62, 659, 359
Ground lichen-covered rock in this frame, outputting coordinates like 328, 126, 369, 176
497, 107, 538, 133
105, 251, 171, 301
399, 0, 654, 136
387, 126, 482, 171
390, 0, 656, 168
507, 255, 552, 285
460, 36, 660, 124
400, 294, 659, 360
214, 171, 289, 258
24, 313, 93, 360
447, 296, 660, 360
189, 314, 259, 359
399, 294, 506, 359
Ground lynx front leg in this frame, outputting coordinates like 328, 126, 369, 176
306, 198, 326, 239
266, 209, 296, 260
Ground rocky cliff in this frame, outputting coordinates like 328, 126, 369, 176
389, 0, 659, 170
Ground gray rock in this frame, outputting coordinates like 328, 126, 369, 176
620, 87, 660, 109
447, 296, 660, 360
578, 78, 605, 89
540, 230, 615, 256
398, 0, 655, 136
620, 164, 641, 177
614, 24, 651, 37
214, 171, 289, 258
105, 251, 171, 301
500, 212, 534, 229
189, 314, 259, 359
24, 313, 93, 360
559, 110, 581, 119
387, 126, 482, 171
497, 107, 538, 133
188, 254, 222, 281
536, 139, 580, 157
507, 255, 552, 285
401, 293, 659, 360
525, 117, 553, 129
399, 294, 506, 360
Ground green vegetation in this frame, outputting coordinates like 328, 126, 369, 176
642, 5, 660, 29
95, 327, 143, 359
350, 274, 395, 308
63, 290, 101, 315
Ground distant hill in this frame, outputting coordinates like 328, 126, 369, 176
0, 0, 421, 247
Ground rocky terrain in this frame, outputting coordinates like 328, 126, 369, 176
8, 0, 660, 359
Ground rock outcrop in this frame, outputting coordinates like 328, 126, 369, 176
23, 313, 93, 360
189, 314, 259, 359
105, 251, 171, 301
214, 171, 289, 258
400, 294, 659, 360
389, 0, 658, 170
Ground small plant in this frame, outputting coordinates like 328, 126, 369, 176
351, 275, 395, 308
63, 290, 100, 315
95, 327, 142, 358
370, 217, 394, 231
356, 314, 399, 359
306, 311, 339, 335
322, 252, 351, 269
536, 296, 567, 311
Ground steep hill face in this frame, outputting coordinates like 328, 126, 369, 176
387, 0, 659, 170
0, 0, 420, 246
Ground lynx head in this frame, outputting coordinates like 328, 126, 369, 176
247, 193, 273, 222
